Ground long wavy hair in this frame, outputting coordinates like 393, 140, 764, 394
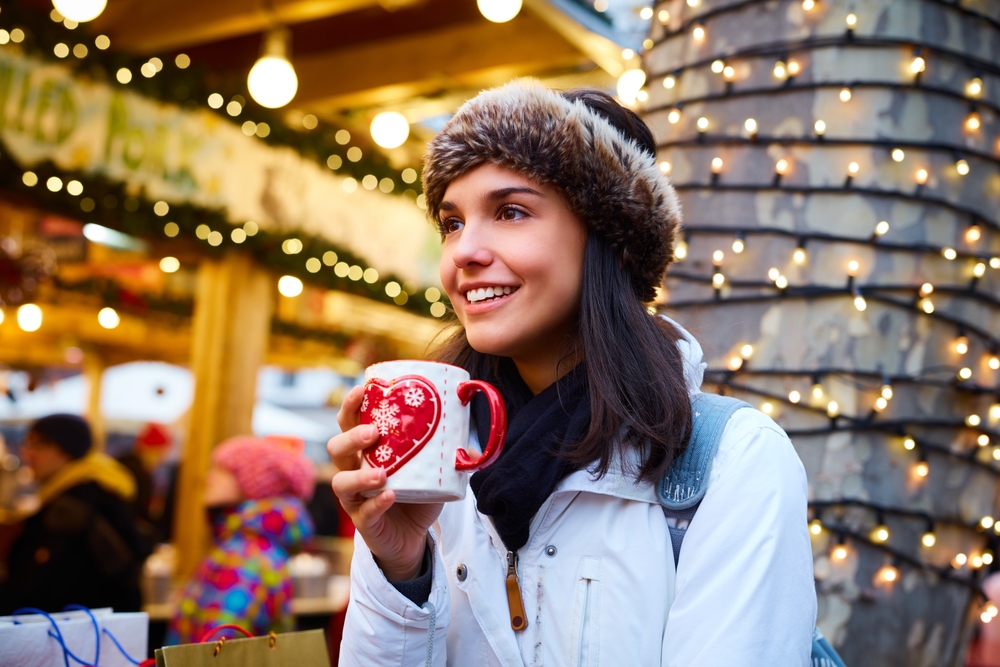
433, 89, 692, 483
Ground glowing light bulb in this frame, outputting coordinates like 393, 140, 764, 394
775, 275, 788, 289
874, 221, 890, 236
787, 61, 800, 76
910, 56, 926, 74
97, 307, 120, 329
983, 516, 995, 529
848, 162, 859, 175
616, 69, 646, 105
792, 246, 806, 264
712, 273, 725, 287
839, 87, 852, 102
278, 275, 304, 297
668, 109, 681, 124
832, 545, 848, 560
988, 356, 1000, 370
663, 76, 676, 89
871, 525, 889, 542
956, 553, 968, 566
920, 298, 934, 313
247, 29, 298, 109
916, 168, 929, 185
52, 0, 107, 22
966, 112, 981, 131
921, 532, 936, 547
768, 267, 781, 281
854, 295, 867, 311
891, 148, 905, 162
697, 116, 710, 132
729, 356, 743, 371
692, 25, 706, 41
159, 257, 180, 273
776, 158, 791, 175
744, 118, 758, 133
966, 225, 981, 243
812, 384, 824, 400
789, 391, 801, 403
979, 435, 991, 447
875, 396, 888, 411
741, 344, 754, 358
956, 159, 970, 176
17, 304, 42, 332
802, 0, 815, 9
814, 119, 826, 135
942, 247, 957, 260
809, 519, 822, 535
732, 237, 745, 253
712, 250, 725, 265
966, 78, 983, 98
658, 9, 670, 23
639, 6, 653, 19
827, 401, 839, 417
920, 282, 934, 295
659, 161, 672, 174
723, 66, 735, 80
761, 402, 774, 415
914, 461, 929, 477
846, 260, 860, 276
773, 61, 787, 79
876, 565, 898, 584
478, 0, 522, 22
710, 157, 724, 173
370, 112, 410, 149
674, 240, 688, 260
958, 368, 973, 381
711, 60, 724, 74
846, 13, 857, 28
903, 437, 915, 450
955, 336, 969, 355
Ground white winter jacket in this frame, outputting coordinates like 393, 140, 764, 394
340, 324, 817, 666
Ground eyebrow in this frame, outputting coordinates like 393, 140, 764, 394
439, 186, 544, 212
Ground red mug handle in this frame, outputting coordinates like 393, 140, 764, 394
454, 380, 507, 471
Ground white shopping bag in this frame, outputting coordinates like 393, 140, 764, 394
0, 607, 148, 667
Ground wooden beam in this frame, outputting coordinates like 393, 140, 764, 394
292, 14, 585, 110
522, 0, 628, 77
96, 0, 418, 54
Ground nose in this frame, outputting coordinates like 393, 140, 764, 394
450, 218, 494, 270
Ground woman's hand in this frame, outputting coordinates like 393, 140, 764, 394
328, 385, 444, 581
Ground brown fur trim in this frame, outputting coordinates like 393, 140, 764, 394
422, 79, 681, 301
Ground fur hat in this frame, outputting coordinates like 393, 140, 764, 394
422, 79, 681, 301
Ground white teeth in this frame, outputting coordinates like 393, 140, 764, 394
466, 286, 517, 303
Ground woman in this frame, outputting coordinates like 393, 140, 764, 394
167, 435, 315, 644
329, 80, 816, 665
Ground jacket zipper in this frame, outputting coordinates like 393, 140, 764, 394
505, 550, 527, 631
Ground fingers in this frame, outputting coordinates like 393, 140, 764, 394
355, 489, 397, 531
327, 423, 379, 471
337, 385, 365, 432
331, 466, 386, 508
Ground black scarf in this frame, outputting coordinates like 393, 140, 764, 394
470, 360, 590, 552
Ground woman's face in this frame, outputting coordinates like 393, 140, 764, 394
439, 163, 588, 365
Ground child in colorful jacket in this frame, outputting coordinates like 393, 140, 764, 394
167, 435, 316, 644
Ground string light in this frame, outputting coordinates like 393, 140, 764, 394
921, 531, 936, 547
903, 437, 915, 451
710, 157, 724, 173
741, 344, 754, 358
812, 383, 824, 400
871, 523, 890, 543
370, 112, 410, 149
832, 544, 848, 561
802, 0, 815, 10
942, 247, 957, 260
809, 519, 823, 535
827, 400, 839, 417
668, 109, 681, 124
773, 61, 787, 79
965, 112, 981, 131
910, 56, 925, 74
692, 24, 706, 41
697, 117, 710, 132
814, 119, 826, 136
965, 78, 983, 98
874, 221, 890, 236
847, 162, 859, 175
875, 563, 899, 585
97, 307, 120, 329
839, 87, 852, 102
732, 234, 745, 253
965, 225, 981, 243
956, 159, 970, 176
980, 435, 991, 447
52, 0, 107, 22
845, 13, 857, 29
915, 168, 928, 185
663, 75, 676, 89
723, 66, 736, 81
247, 28, 298, 109
477, 0, 522, 22
789, 390, 802, 403
277, 275, 304, 297
792, 241, 806, 264
744, 118, 758, 134
913, 458, 929, 478
17, 304, 42, 332
787, 61, 800, 76
711, 60, 725, 74
891, 148, 905, 162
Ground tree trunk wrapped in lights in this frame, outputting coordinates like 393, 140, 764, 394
644, 1, 999, 664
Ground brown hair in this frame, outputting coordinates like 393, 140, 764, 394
434, 89, 691, 483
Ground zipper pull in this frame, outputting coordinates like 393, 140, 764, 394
505, 551, 527, 631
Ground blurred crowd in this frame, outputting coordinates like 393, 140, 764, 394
0, 413, 349, 650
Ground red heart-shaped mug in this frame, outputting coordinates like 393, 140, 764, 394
358, 360, 507, 503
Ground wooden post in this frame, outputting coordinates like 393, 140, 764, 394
173, 252, 273, 579
83, 352, 106, 452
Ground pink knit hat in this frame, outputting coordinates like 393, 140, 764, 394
212, 435, 316, 501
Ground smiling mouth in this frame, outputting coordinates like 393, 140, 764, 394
466, 286, 518, 304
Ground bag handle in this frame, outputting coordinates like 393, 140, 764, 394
199, 624, 254, 643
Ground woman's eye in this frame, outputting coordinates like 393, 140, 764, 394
439, 219, 464, 235
499, 206, 525, 221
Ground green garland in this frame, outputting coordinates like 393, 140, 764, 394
0, 139, 450, 318
0, 3, 422, 196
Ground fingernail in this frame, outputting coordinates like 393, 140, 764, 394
370, 469, 382, 482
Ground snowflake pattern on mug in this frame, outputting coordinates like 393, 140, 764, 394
403, 386, 425, 407
370, 400, 401, 435
374, 443, 394, 463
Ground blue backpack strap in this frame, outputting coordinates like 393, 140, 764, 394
658, 393, 751, 511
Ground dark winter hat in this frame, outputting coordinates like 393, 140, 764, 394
422, 78, 682, 302
29, 413, 93, 460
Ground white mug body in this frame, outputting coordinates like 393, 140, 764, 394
360, 360, 472, 503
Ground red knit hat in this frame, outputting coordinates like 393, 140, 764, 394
212, 435, 316, 501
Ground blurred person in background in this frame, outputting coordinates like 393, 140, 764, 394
0, 414, 150, 614
118, 422, 178, 544
167, 435, 316, 644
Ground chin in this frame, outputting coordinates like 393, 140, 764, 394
464, 326, 519, 358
